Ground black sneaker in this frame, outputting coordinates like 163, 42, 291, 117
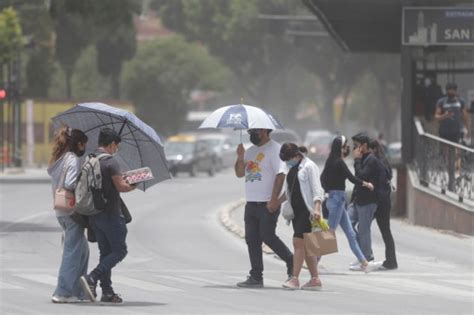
101, 292, 123, 303
79, 275, 97, 302
236, 276, 263, 288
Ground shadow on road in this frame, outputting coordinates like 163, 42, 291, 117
0, 221, 61, 233
71, 301, 168, 307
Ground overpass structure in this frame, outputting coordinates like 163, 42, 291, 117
303, 0, 474, 234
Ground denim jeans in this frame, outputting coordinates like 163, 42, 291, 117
326, 191, 365, 262
244, 202, 293, 281
89, 211, 128, 294
349, 202, 377, 260
54, 215, 89, 298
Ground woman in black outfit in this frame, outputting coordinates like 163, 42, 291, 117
278, 143, 324, 290
320, 136, 378, 272
369, 140, 398, 270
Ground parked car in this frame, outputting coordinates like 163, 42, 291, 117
387, 142, 402, 166
270, 129, 302, 145
198, 133, 235, 171
165, 134, 216, 177
304, 130, 335, 162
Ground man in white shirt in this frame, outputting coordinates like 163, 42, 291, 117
234, 128, 293, 288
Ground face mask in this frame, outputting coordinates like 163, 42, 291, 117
249, 133, 261, 145
286, 159, 298, 168
77, 149, 86, 157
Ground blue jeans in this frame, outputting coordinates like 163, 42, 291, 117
89, 211, 128, 294
54, 215, 89, 298
349, 202, 377, 260
326, 191, 365, 262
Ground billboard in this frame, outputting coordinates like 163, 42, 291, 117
402, 7, 474, 46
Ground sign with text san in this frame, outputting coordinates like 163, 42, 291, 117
403, 7, 474, 46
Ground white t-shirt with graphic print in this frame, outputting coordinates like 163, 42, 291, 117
244, 139, 286, 202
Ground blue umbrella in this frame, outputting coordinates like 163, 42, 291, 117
52, 102, 170, 190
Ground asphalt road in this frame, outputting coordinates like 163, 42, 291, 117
0, 169, 473, 315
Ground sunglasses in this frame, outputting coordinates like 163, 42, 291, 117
247, 129, 262, 134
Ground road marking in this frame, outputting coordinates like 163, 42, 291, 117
328, 276, 411, 295
14, 274, 57, 286
178, 275, 228, 286
369, 277, 474, 301
0, 281, 24, 290
441, 279, 473, 288
113, 275, 183, 292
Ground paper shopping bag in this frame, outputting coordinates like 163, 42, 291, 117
303, 230, 338, 256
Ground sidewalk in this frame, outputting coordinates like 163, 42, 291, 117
219, 200, 473, 275
0, 167, 50, 184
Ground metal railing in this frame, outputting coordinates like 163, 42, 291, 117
414, 117, 473, 206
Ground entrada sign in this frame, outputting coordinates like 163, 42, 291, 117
402, 7, 474, 46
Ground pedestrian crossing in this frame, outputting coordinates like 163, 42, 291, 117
1, 270, 473, 302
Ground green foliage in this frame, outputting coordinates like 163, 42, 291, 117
0, 7, 22, 65
92, 0, 138, 98
122, 36, 230, 133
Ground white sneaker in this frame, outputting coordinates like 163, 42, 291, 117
364, 261, 383, 273
51, 295, 81, 303
349, 264, 365, 271
349, 260, 360, 267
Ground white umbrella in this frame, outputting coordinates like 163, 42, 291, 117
199, 103, 283, 131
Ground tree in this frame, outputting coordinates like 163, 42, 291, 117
154, 0, 298, 108
49, 0, 92, 99
0, 7, 22, 66
92, 0, 138, 99
122, 36, 230, 134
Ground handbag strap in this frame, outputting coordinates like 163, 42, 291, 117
58, 152, 72, 189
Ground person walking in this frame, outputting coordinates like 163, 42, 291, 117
48, 125, 89, 303
369, 140, 398, 270
435, 82, 470, 143
80, 128, 136, 303
320, 136, 378, 272
235, 128, 293, 288
349, 133, 380, 264
278, 143, 324, 290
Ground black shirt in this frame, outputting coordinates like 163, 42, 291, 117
321, 158, 363, 191
287, 162, 306, 215
96, 149, 122, 215
352, 153, 378, 206
436, 96, 465, 136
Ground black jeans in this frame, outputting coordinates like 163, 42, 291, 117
244, 202, 293, 281
375, 196, 397, 268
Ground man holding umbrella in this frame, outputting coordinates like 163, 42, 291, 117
235, 128, 293, 288
80, 128, 137, 303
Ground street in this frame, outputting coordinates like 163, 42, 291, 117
0, 169, 473, 315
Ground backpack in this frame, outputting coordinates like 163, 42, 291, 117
74, 153, 111, 216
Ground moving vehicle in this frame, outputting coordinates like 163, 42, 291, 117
304, 130, 335, 162
198, 133, 234, 171
271, 129, 302, 145
165, 134, 216, 177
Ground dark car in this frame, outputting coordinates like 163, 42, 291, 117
304, 130, 335, 162
165, 134, 216, 177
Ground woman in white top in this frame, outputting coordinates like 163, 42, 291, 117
47, 125, 88, 303
278, 143, 324, 290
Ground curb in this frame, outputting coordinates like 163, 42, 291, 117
218, 199, 274, 254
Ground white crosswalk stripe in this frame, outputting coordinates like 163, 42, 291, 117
3, 271, 473, 301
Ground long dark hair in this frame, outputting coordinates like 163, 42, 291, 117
369, 140, 390, 169
320, 136, 346, 190
323, 136, 346, 169
49, 125, 88, 165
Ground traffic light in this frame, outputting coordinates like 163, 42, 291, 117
0, 89, 6, 100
